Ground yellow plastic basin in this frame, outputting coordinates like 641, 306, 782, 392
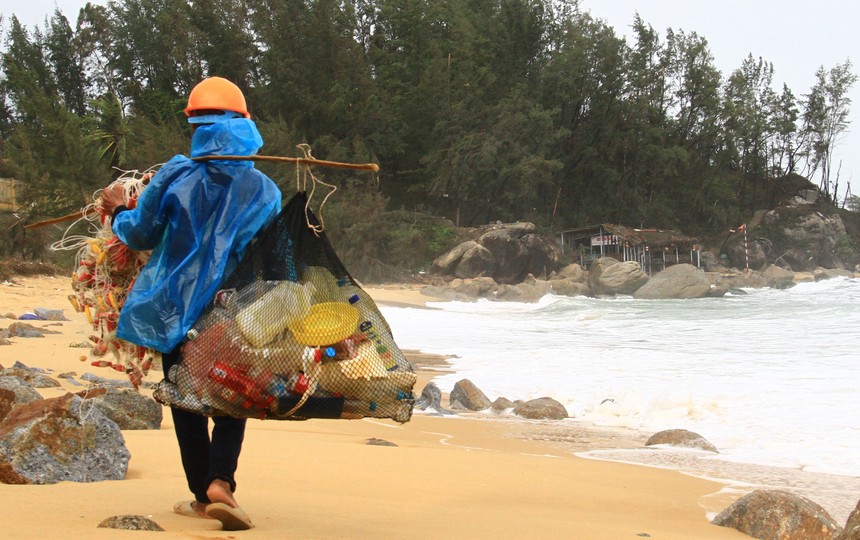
288, 302, 360, 346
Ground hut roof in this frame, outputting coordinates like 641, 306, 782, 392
601, 224, 698, 246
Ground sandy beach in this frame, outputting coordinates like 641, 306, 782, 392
0, 275, 755, 539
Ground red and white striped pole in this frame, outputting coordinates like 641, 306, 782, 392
740, 223, 749, 270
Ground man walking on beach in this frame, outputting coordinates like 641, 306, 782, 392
100, 76, 281, 530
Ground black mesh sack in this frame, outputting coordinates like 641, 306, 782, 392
154, 192, 416, 422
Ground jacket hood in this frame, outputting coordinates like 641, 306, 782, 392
190, 117, 264, 158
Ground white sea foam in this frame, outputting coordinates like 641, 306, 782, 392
381, 277, 860, 478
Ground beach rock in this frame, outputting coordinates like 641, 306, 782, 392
836, 499, 860, 540
725, 237, 768, 270
80, 372, 134, 388
716, 269, 769, 289
97, 515, 164, 531
645, 429, 718, 453
633, 264, 711, 299
445, 277, 498, 300
813, 267, 855, 281
775, 248, 815, 272
521, 233, 562, 279
491, 397, 515, 412
478, 228, 531, 284
78, 387, 163, 430
712, 489, 841, 540
700, 251, 729, 272
449, 379, 491, 411
590, 259, 649, 296
455, 244, 495, 279
366, 438, 398, 447
547, 278, 591, 298
432, 222, 561, 285
33, 307, 68, 321
433, 241, 479, 275
6, 322, 50, 338
494, 276, 552, 302
513, 397, 568, 420
0, 367, 61, 388
0, 377, 43, 421
0, 393, 130, 484
762, 202, 855, 270
552, 263, 588, 283
414, 382, 453, 415
762, 264, 796, 289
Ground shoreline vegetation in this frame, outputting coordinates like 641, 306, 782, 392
1, 275, 857, 538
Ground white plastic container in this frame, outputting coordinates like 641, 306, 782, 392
236, 281, 314, 347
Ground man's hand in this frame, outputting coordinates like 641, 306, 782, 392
99, 183, 126, 217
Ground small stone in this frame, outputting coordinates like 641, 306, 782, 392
97, 515, 164, 531
366, 438, 398, 447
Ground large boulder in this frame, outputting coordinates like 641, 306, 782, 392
478, 229, 531, 284
432, 241, 479, 275
81, 387, 163, 430
413, 382, 452, 415
553, 263, 588, 283
712, 489, 841, 540
700, 251, 729, 272
633, 264, 711, 299
449, 379, 491, 411
0, 377, 43, 422
837, 499, 860, 540
760, 202, 857, 270
813, 267, 855, 281
547, 278, 591, 298
513, 397, 568, 420
494, 276, 553, 302
454, 244, 495, 279
590, 259, 648, 296
645, 429, 718, 453
725, 237, 768, 270
521, 233, 562, 279
431, 222, 561, 285
0, 393, 130, 484
761, 264, 796, 289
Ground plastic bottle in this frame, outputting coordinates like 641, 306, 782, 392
236, 281, 315, 347
302, 266, 340, 303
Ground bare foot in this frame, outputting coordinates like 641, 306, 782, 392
206, 479, 239, 508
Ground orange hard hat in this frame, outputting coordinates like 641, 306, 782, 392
184, 76, 250, 118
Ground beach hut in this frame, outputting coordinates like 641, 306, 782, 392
557, 224, 701, 274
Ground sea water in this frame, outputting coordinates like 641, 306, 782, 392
379, 277, 860, 480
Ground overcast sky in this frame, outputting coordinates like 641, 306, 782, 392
4, 0, 860, 199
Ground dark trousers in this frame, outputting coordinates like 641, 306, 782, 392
163, 348, 247, 503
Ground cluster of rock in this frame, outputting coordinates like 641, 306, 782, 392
423, 254, 857, 303
721, 188, 859, 272
0, 361, 161, 485
424, 191, 859, 302
414, 379, 569, 420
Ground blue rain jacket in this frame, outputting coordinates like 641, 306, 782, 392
113, 118, 282, 352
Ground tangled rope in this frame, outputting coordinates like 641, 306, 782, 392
54, 168, 159, 388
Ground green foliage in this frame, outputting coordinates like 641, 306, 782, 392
1, 1, 857, 270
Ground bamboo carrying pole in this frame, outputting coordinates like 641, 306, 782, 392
192, 154, 380, 171
23, 154, 379, 230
